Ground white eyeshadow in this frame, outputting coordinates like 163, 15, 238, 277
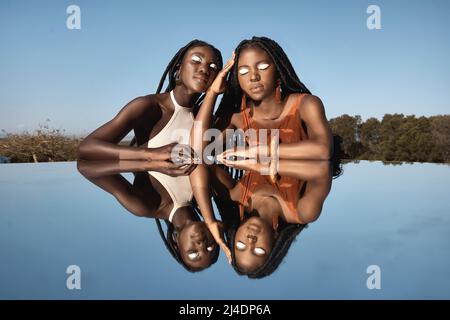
254, 247, 266, 255
188, 252, 199, 260
236, 241, 246, 249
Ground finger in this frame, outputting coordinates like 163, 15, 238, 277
164, 161, 179, 169
220, 244, 232, 264
180, 145, 198, 161
221, 158, 238, 169
219, 150, 236, 160
223, 59, 235, 72
224, 53, 235, 69
183, 162, 197, 175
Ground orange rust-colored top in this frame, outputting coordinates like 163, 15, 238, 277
240, 93, 308, 146
237, 94, 308, 228
238, 171, 305, 228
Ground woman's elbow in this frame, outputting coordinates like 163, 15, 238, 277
318, 143, 332, 160
77, 139, 90, 160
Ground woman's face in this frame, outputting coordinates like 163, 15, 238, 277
177, 221, 217, 270
234, 216, 275, 272
237, 46, 278, 102
178, 45, 220, 93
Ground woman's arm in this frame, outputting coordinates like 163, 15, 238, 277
290, 160, 332, 224
78, 95, 184, 162
278, 95, 333, 160
77, 161, 162, 218
77, 96, 150, 160
191, 54, 235, 158
217, 95, 332, 162
190, 164, 232, 263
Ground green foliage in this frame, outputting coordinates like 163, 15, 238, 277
329, 114, 450, 163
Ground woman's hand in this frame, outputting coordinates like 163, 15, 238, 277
206, 220, 232, 264
207, 52, 235, 95
218, 157, 267, 173
147, 160, 197, 177
216, 144, 269, 161
146, 142, 200, 164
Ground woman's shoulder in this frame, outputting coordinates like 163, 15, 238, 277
297, 93, 323, 108
289, 93, 325, 117
123, 93, 169, 117
288, 93, 322, 105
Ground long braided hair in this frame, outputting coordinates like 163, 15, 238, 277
130, 39, 223, 146
215, 36, 310, 120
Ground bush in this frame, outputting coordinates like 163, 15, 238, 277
0, 123, 81, 163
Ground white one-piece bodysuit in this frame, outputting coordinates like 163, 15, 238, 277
147, 90, 194, 222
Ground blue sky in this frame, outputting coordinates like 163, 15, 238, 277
1, 0, 449, 135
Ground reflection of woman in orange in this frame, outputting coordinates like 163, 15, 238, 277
210, 160, 332, 276
187, 37, 336, 271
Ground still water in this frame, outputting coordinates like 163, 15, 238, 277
0, 161, 449, 299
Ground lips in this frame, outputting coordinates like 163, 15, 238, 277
247, 223, 262, 233
250, 84, 264, 93
194, 75, 208, 83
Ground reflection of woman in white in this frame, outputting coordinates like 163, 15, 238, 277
77, 160, 220, 272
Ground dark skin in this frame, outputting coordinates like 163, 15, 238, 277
77, 45, 220, 175
212, 47, 333, 161
76, 160, 217, 270
217, 160, 332, 272
187, 50, 332, 264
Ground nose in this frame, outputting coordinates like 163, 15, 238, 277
197, 63, 210, 76
250, 69, 260, 82
194, 239, 207, 250
247, 234, 257, 243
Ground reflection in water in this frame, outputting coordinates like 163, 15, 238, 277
211, 160, 337, 278
77, 159, 340, 278
77, 160, 219, 272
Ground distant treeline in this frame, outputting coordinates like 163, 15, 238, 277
1, 114, 449, 163
330, 114, 450, 163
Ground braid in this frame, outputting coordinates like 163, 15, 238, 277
216, 36, 310, 120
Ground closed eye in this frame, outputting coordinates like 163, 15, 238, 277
238, 67, 249, 75
236, 241, 246, 250
187, 252, 199, 260
207, 245, 215, 252
257, 63, 270, 70
209, 63, 218, 71
254, 247, 266, 256
191, 55, 202, 63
